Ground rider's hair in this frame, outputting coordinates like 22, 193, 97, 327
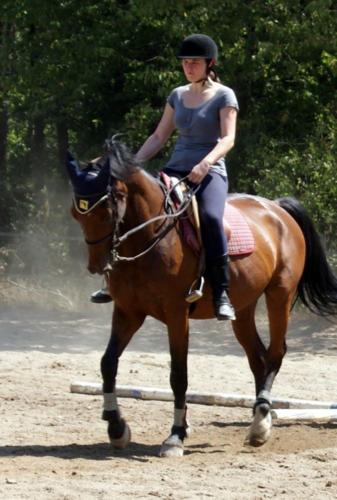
206, 60, 221, 83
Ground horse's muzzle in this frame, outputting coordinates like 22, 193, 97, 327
87, 264, 102, 275
88, 260, 109, 275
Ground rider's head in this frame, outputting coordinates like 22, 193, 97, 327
177, 34, 219, 82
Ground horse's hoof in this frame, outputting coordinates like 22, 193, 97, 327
244, 405, 272, 447
185, 423, 192, 438
159, 434, 184, 457
244, 432, 270, 447
109, 422, 131, 449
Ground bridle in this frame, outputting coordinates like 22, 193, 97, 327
72, 193, 113, 245
74, 174, 199, 266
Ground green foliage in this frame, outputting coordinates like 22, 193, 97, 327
1, 0, 337, 272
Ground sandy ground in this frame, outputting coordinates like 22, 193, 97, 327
0, 290, 337, 499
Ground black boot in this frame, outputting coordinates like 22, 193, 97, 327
206, 255, 236, 321
90, 285, 112, 304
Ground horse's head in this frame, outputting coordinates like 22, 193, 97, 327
66, 148, 129, 274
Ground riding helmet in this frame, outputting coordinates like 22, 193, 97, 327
177, 34, 218, 61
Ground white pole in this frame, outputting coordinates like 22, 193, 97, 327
70, 381, 337, 410
271, 408, 337, 421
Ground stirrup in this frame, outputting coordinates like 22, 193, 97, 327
186, 276, 205, 303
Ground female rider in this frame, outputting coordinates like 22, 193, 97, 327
92, 34, 239, 321
137, 34, 238, 320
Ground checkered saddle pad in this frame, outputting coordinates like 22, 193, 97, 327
160, 172, 255, 256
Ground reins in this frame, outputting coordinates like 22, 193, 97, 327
111, 176, 200, 263
75, 173, 199, 263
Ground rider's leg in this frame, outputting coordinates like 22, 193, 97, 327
196, 171, 235, 321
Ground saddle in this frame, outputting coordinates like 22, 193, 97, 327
160, 172, 255, 257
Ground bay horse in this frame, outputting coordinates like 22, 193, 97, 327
66, 138, 337, 457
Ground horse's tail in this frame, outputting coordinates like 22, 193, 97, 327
276, 196, 337, 316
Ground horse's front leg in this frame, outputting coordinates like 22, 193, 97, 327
160, 309, 189, 458
101, 305, 145, 448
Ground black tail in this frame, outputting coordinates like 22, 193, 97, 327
277, 196, 337, 316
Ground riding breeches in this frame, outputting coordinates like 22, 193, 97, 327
162, 169, 228, 260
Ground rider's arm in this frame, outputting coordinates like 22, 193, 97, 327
204, 106, 238, 164
188, 106, 238, 183
135, 103, 175, 162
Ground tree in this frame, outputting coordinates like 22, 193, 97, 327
1, 0, 337, 261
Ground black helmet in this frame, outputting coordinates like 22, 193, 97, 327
177, 34, 218, 61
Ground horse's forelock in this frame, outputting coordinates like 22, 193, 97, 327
105, 138, 139, 182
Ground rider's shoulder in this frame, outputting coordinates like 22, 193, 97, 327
213, 82, 235, 94
170, 84, 189, 96
167, 85, 189, 106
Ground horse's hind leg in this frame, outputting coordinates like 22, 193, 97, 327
232, 302, 273, 447
256, 286, 293, 404
160, 309, 189, 458
238, 288, 293, 447
101, 305, 145, 449
232, 302, 267, 396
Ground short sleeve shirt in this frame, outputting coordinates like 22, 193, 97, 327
165, 84, 239, 177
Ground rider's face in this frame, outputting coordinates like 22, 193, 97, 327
182, 58, 207, 83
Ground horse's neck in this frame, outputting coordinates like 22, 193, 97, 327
124, 169, 165, 228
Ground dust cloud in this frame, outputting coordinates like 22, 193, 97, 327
0, 181, 102, 314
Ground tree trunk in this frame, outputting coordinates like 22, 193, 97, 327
0, 101, 8, 179
56, 120, 69, 186
31, 117, 46, 189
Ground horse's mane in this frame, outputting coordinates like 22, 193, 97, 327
105, 136, 140, 182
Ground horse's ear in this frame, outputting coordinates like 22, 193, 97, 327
96, 158, 111, 183
66, 151, 81, 186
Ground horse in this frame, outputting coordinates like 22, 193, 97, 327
66, 138, 337, 457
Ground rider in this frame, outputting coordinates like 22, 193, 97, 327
92, 34, 239, 321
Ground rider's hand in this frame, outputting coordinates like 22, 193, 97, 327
187, 159, 212, 184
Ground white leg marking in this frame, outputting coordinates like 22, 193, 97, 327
159, 434, 184, 458
174, 408, 186, 426
174, 407, 191, 436
103, 392, 118, 412
245, 405, 272, 447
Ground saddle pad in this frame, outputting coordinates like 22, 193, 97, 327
225, 204, 255, 255
159, 172, 254, 256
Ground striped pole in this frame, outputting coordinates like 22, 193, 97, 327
70, 381, 337, 412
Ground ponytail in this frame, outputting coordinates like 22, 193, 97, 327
206, 59, 221, 82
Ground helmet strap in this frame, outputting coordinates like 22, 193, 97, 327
194, 59, 214, 85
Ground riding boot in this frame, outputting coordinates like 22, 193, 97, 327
206, 255, 236, 321
90, 286, 113, 303
90, 277, 113, 304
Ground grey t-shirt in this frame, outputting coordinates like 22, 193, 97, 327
165, 84, 239, 177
